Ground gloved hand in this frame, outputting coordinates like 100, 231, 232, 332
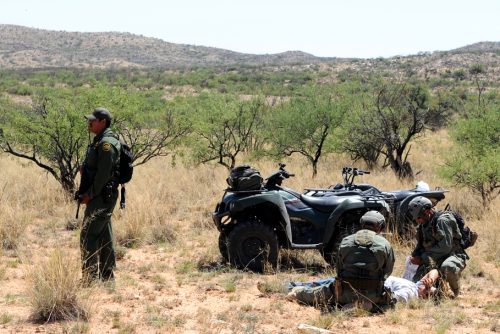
79, 194, 91, 205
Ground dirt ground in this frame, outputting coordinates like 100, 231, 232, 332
0, 219, 498, 334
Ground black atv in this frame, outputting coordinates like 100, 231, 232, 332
303, 167, 448, 237
212, 164, 391, 272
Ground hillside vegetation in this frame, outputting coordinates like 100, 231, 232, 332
0, 24, 499, 81
0, 24, 324, 69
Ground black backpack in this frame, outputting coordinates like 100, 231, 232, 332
434, 205, 478, 250
226, 165, 263, 191
118, 142, 134, 184
116, 142, 133, 209
101, 135, 134, 209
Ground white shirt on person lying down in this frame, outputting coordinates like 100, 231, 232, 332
384, 276, 419, 303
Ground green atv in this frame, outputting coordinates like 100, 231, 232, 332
212, 164, 391, 272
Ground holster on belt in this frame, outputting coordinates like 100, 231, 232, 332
335, 277, 384, 303
334, 279, 343, 303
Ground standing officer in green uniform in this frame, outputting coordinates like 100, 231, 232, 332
77, 107, 121, 282
409, 196, 467, 297
335, 210, 395, 311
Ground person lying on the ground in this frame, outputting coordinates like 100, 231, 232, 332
286, 269, 439, 308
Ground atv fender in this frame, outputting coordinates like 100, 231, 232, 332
230, 191, 293, 244
396, 190, 447, 222
323, 197, 389, 244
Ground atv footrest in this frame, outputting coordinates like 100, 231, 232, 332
290, 243, 323, 249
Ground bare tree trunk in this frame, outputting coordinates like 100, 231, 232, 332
62, 175, 77, 195
312, 161, 318, 178
389, 155, 414, 180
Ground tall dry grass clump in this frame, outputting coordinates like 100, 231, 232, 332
0, 158, 31, 251
0, 205, 27, 251
113, 158, 228, 247
1, 156, 72, 252
114, 208, 178, 247
26, 249, 91, 322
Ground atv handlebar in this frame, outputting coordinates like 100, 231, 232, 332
278, 163, 295, 178
341, 167, 370, 188
343, 167, 370, 176
265, 163, 295, 187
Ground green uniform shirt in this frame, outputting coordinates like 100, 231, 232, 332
337, 229, 395, 280
412, 212, 462, 265
84, 128, 121, 199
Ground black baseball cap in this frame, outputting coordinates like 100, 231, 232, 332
85, 107, 112, 121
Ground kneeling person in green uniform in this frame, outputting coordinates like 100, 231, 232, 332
335, 210, 395, 311
408, 196, 468, 297
77, 107, 121, 282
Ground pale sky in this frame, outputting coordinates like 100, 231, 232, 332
1, 0, 499, 58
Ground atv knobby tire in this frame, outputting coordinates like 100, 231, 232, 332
218, 233, 229, 262
227, 221, 278, 272
322, 218, 362, 267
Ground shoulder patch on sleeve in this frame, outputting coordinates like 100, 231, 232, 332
102, 143, 111, 152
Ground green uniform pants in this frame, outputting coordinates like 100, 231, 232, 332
81, 193, 117, 280
414, 254, 466, 295
295, 283, 335, 307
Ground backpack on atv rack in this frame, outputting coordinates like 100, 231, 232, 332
226, 165, 263, 191
434, 204, 478, 250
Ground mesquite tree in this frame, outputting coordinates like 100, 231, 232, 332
267, 88, 346, 177
191, 93, 267, 170
0, 87, 191, 195
343, 83, 450, 180
441, 105, 499, 208
1, 95, 87, 193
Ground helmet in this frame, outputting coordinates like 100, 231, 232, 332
408, 196, 433, 221
360, 210, 386, 230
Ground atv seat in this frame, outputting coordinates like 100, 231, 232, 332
382, 190, 415, 201
382, 190, 447, 202
300, 194, 350, 213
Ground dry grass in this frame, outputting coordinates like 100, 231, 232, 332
0, 129, 499, 333
26, 249, 91, 322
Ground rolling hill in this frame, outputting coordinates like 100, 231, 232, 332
0, 24, 329, 69
0, 24, 498, 82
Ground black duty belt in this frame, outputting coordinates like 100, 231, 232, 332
338, 277, 384, 291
